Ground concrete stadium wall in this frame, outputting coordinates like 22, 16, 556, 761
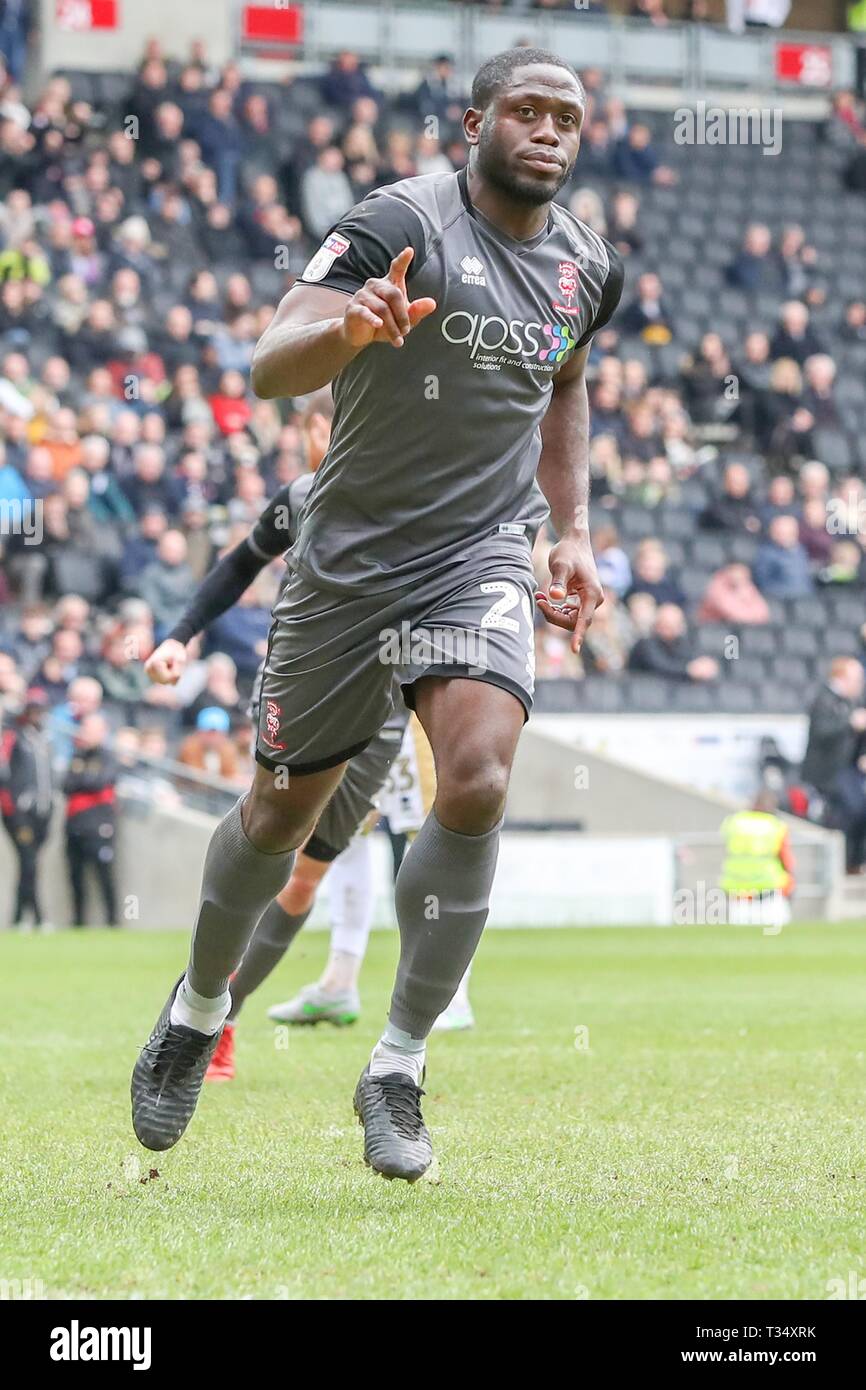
0, 795, 216, 928
508, 724, 741, 834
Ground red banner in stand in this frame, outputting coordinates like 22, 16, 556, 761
56, 0, 119, 29
242, 5, 304, 44
774, 43, 833, 88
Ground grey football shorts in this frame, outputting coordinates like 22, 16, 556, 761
255, 533, 537, 775
250, 667, 407, 860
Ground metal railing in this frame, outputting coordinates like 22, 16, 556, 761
672, 828, 844, 920
116, 750, 244, 819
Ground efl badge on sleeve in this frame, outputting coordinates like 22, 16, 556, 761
302, 232, 351, 282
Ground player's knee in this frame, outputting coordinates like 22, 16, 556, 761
242, 785, 315, 855
278, 862, 321, 914
436, 754, 510, 835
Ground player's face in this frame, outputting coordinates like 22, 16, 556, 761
473, 65, 584, 206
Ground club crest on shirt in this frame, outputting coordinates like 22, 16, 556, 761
302, 232, 351, 283
553, 259, 580, 315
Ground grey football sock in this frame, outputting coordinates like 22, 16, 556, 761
228, 900, 312, 1020
187, 800, 294, 1000
389, 811, 501, 1038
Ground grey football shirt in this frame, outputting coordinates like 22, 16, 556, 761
288, 167, 623, 594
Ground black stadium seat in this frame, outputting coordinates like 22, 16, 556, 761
724, 656, 766, 685
813, 426, 855, 473
738, 627, 777, 657
820, 627, 862, 656
772, 657, 811, 686
624, 676, 670, 713
781, 627, 820, 658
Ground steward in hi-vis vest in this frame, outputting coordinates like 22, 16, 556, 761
720, 792, 795, 903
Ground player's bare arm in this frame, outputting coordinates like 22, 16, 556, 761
250, 248, 436, 399
534, 342, 603, 652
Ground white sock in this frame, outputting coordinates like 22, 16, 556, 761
327, 835, 375, 960
369, 1024, 426, 1085
320, 949, 362, 994
170, 976, 231, 1036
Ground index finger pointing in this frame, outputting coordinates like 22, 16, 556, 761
388, 247, 414, 286
571, 592, 601, 654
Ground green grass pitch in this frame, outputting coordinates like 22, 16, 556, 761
2, 923, 865, 1300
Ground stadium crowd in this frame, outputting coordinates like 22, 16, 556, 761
3, 34, 866, 899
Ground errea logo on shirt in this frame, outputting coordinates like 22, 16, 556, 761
459, 255, 486, 287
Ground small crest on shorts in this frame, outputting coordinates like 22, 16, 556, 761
302, 232, 351, 283
262, 699, 286, 751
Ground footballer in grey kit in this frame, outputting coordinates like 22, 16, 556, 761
131, 48, 623, 1181
257, 130, 620, 771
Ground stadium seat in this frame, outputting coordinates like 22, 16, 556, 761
671, 685, 717, 713
624, 676, 670, 713
826, 593, 865, 626
812, 429, 854, 472
97, 72, 133, 111
719, 685, 759, 713
724, 656, 766, 685
820, 627, 862, 656
738, 627, 777, 657
760, 682, 808, 713
727, 534, 760, 565
694, 538, 729, 570
679, 569, 712, 603
781, 627, 820, 658
658, 508, 695, 541
534, 680, 581, 714
618, 507, 657, 540
772, 657, 811, 686
792, 598, 829, 628
578, 680, 625, 714
695, 626, 731, 657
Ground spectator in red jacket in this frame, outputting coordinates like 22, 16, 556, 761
63, 712, 119, 926
208, 370, 253, 436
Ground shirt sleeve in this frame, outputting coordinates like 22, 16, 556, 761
247, 484, 298, 560
576, 240, 625, 349
297, 191, 429, 296
166, 542, 265, 647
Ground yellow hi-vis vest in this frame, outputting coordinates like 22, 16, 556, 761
720, 811, 789, 895
849, 1, 866, 33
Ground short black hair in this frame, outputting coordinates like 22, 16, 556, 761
471, 48, 584, 111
